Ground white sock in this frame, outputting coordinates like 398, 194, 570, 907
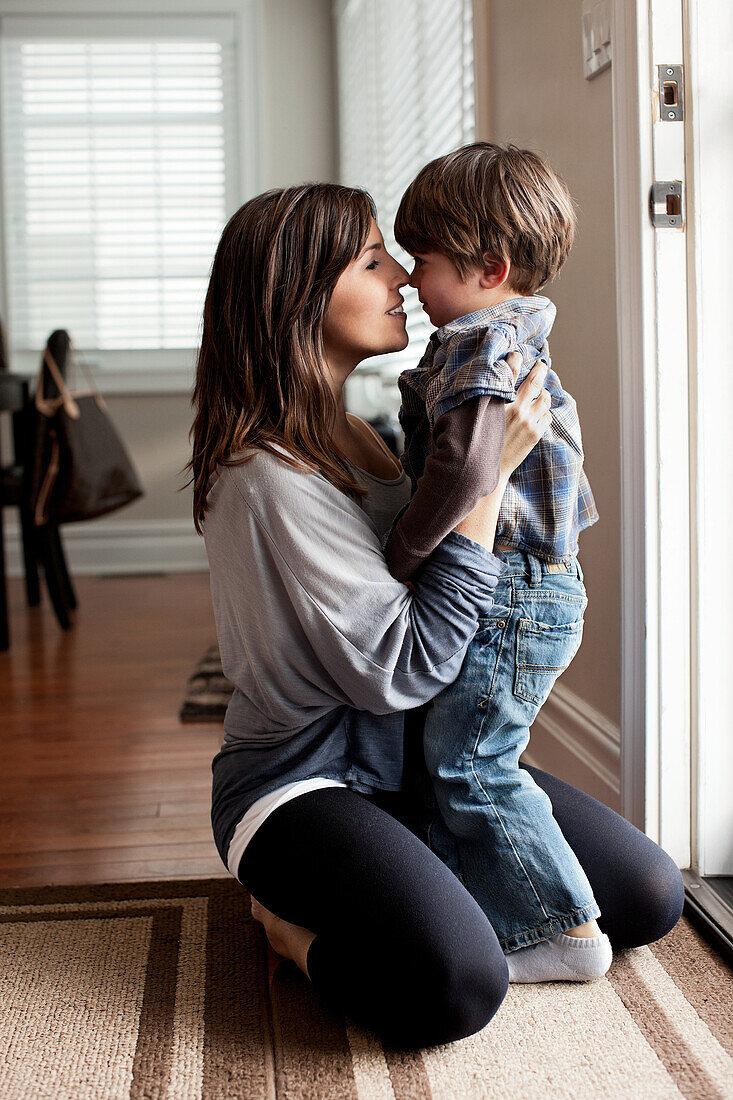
505, 931, 613, 984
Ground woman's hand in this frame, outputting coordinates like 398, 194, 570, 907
499, 354, 552, 484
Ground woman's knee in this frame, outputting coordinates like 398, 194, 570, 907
438, 952, 509, 1044
605, 842, 685, 950
398, 940, 509, 1047
634, 847, 685, 946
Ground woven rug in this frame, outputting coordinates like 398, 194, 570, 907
179, 644, 232, 723
1, 878, 731, 1100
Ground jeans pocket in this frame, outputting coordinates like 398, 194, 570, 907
514, 615, 584, 705
472, 604, 512, 704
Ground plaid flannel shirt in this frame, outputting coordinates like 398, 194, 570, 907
398, 295, 598, 562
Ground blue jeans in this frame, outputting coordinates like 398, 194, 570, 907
423, 549, 600, 952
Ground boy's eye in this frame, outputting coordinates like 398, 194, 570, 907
366, 259, 380, 270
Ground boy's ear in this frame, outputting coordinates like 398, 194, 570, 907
478, 253, 511, 290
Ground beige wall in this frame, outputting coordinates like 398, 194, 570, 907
100, 0, 338, 532
482, 0, 620, 726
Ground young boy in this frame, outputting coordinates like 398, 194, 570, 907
384, 142, 612, 983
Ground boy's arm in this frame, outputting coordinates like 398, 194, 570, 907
385, 395, 506, 582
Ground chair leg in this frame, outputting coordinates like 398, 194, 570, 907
0, 505, 9, 652
50, 525, 77, 610
19, 503, 40, 607
37, 526, 72, 630
13, 391, 41, 607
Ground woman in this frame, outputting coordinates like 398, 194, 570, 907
189, 183, 683, 1048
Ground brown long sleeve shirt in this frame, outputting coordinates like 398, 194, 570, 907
385, 395, 506, 582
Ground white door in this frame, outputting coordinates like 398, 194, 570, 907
613, 0, 733, 873
612, 0, 691, 866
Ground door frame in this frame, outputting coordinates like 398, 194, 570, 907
683, 0, 733, 876
611, 0, 693, 866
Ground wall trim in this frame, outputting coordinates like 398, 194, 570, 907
4, 518, 208, 576
522, 682, 621, 804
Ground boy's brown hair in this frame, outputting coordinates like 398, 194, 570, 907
394, 142, 576, 295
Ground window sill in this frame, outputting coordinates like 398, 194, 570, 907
13, 365, 195, 396
9, 349, 196, 395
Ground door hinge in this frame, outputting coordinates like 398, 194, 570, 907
658, 65, 684, 121
649, 182, 684, 228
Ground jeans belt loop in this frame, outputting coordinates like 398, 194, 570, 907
527, 552, 543, 588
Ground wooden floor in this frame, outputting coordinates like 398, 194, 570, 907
0, 571, 227, 887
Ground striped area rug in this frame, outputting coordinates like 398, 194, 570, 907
1, 878, 731, 1100
178, 644, 232, 724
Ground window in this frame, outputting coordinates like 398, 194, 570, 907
335, 0, 475, 378
0, 15, 240, 384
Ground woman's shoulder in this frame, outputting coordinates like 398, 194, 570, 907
208, 445, 363, 519
206, 448, 304, 505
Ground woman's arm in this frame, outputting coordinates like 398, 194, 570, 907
205, 367, 549, 725
205, 455, 504, 723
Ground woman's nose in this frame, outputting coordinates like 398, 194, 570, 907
392, 260, 409, 286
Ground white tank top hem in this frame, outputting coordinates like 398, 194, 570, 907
224, 451, 411, 880
226, 777, 348, 880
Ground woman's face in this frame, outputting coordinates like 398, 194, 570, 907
322, 219, 409, 376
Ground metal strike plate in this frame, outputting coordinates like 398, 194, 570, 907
649, 181, 684, 228
658, 65, 684, 121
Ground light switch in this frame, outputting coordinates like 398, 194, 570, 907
582, 0, 612, 79
583, 10, 595, 60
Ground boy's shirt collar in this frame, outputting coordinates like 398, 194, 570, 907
435, 294, 555, 344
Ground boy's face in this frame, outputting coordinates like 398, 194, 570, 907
408, 251, 482, 329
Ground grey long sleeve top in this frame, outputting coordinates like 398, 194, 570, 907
204, 447, 506, 861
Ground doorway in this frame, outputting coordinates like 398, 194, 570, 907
612, 0, 733, 960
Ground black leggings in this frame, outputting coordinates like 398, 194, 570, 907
239, 764, 684, 1049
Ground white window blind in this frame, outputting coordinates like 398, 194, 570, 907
335, 0, 475, 377
0, 16, 239, 359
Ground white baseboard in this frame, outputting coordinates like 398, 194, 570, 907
3, 517, 208, 576
522, 682, 621, 809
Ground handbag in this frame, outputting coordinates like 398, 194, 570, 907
31, 337, 144, 525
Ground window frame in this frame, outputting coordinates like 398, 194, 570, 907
0, 0, 263, 395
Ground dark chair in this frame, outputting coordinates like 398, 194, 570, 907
0, 371, 41, 650
30, 330, 78, 632
0, 327, 77, 650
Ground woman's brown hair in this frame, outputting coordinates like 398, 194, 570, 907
185, 183, 377, 534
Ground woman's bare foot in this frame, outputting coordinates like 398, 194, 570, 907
250, 896, 316, 979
